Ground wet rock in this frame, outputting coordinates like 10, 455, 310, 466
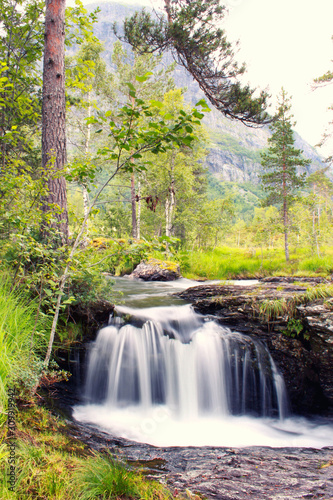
176, 279, 333, 416
129, 259, 181, 281
61, 419, 333, 500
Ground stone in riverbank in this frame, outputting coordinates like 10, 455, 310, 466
129, 258, 181, 281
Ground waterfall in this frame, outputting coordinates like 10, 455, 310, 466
84, 304, 289, 420
73, 278, 333, 448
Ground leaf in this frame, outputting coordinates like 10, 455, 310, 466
150, 100, 163, 109
196, 98, 210, 109
135, 71, 153, 82
125, 82, 136, 91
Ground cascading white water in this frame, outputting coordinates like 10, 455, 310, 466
73, 278, 333, 448
84, 305, 288, 420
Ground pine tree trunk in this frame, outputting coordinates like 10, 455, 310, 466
41, 0, 68, 245
283, 199, 289, 261
282, 143, 289, 262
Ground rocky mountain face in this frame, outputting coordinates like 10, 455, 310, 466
87, 2, 326, 184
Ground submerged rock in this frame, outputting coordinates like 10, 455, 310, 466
129, 258, 181, 281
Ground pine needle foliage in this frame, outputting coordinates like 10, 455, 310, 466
116, 0, 270, 126
260, 89, 310, 261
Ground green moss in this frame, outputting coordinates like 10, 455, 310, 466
147, 258, 180, 273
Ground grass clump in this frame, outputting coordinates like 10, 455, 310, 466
74, 451, 173, 500
257, 284, 333, 339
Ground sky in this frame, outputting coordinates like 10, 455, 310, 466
75, 0, 333, 157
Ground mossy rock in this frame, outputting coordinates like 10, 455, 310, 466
130, 258, 181, 281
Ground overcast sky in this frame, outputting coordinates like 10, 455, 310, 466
75, 0, 333, 157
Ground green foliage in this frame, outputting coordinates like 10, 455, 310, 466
283, 318, 306, 339
0, 0, 44, 168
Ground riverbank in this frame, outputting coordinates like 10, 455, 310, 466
2, 399, 333, 500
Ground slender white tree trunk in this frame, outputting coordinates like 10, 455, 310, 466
137, 179, 141, 240
82, 90, 91, 237
165, 150, 175, 237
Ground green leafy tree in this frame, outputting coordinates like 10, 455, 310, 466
260, 89, 310, 261
250, 206, 282, 262
93, 41, 177, 239
0, 0, 44, 170
117, 0, 270, 126
137, 89, 208, 241
194, 197, 235, 248
66, 38, 111, 235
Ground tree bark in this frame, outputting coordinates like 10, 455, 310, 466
41, 0, 68, 245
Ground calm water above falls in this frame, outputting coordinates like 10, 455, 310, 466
73, 277, 333, 448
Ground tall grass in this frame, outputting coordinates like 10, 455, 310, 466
180, 246, 333, 279
0, 274, 47, 423
74, 451, 173, 500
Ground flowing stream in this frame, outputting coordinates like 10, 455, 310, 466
74, 277, 333, 448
